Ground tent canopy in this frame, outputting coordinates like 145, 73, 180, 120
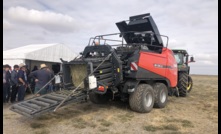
3, 43, 77, 63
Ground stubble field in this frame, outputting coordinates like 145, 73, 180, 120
3, 75, 218, 134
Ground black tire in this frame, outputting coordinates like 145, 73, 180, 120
89, 91, 110, 104
177, 72, 188, 97
153, 83, 168, 108
187, 76, 193, 93
129, 84, 155, 113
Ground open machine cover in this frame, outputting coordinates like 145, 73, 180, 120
116, 13, 164, 48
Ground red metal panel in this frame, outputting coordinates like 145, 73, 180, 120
165, 49, 178, 87
138, 51, 167, 77
138, 48, 177, 87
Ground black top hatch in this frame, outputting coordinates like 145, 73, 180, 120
116, 13, 164, 48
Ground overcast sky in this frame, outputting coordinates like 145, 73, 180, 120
3, 0, 218, 75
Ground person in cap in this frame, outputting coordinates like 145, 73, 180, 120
29, 64, 52, 96
3, 64, 11, 103
17, 63, 28, 101
10, 65, 19, 103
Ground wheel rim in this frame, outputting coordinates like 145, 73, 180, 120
160, 90, 166, 103
145, 92, 153, 107
187, 82, 192, 91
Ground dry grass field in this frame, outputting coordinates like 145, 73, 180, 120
3, 75, 218, 134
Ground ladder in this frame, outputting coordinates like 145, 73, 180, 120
10, 89, 87, 118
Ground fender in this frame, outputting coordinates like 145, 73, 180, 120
122, 79, 140, 93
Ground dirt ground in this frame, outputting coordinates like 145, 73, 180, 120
3, 75, 218, 134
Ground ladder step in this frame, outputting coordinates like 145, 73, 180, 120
12, 104, 34, 114
36, 97, 58, 104
17, 103, 38, 111
50, 93, 67, 98
44, 94, 65, 101
59, 90, 71, 94
28, 100, 50, 107
11, 109, 33, 118
20, 102, 42, 110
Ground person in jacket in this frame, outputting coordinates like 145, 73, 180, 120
32, 66, 38, 72
5, 65, 12, 103
10, 65, 19, 103
17, 63, 28, 101
26, 65, 31, 84
30, 65, 38, 93
46, 67, 54, 93
3, 64, 10, 103
29, 64, 52, 96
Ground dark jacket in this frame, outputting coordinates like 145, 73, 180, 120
11, 70, 18, 86
17, 69, 28, 85
49, 70, 55, 85
3, 70, 11, 84
29, 68, 52, 88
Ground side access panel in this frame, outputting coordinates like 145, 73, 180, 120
138, 51, 167, 77
138, 48, 177, 87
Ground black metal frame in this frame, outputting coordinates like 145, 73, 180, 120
10, 90, 87, 118
87, 31, 169, 48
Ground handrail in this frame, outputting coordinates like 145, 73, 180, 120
87, 31, 169, 47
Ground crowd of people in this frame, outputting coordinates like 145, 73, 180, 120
3, 63, 62, 104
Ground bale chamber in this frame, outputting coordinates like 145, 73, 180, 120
62, 63, 88, 88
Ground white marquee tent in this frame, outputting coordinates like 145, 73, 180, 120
3, 43, 77, 71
